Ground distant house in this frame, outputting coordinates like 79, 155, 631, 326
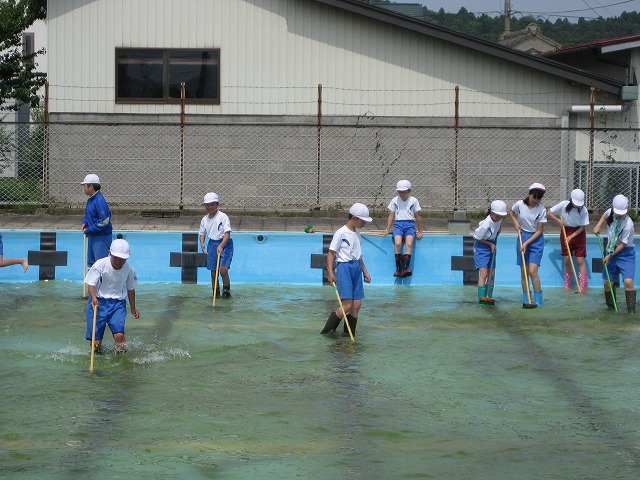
498, 23, 562, 55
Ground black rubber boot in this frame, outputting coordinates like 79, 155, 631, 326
321, 312, 341, 334
343, 314, 357, 337
401, 254, 412, 277
393, 254, 402, 277
222, 285, 231, 298
605, 289, 617, 310
626, 290, 636, 314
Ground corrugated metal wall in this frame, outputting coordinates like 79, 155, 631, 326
47, 0, 604, 120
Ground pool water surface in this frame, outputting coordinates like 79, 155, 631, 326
2, 282, 640, 479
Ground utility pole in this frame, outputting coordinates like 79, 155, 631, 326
505, 0, 511, 33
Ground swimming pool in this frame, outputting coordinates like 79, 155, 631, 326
1, 282, 639, 479
0, 230, 636, 288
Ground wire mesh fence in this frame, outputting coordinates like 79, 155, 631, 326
1, 120, 639, 214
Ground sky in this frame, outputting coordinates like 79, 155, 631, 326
416, 0, 640, 21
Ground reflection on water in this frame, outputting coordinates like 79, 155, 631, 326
2, 281, 640, 479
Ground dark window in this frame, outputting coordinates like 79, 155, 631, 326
22, 33, 34, 55
116, 48, 220, 104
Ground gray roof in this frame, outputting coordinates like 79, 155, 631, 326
310, 0, 624, 94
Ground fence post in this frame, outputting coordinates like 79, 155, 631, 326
180, 82, 185, 209
43, 81, 49, 205
453, 85, 459, 211
587, 87, 595, 209
316, 84, 322, 207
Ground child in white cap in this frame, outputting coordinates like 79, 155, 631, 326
593, 194, 636, 313
510, 183, 547, 306
81, 173, 113, 266
547, 189, 590, 291
383, 180, 423, 277
321, 203, 372, 337
84, 238, 139, 354
473, 200, 508, 305
199, 192, 233, 298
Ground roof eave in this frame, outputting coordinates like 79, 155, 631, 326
310, 0, 623, 95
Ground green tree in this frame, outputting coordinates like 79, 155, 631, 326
0, 0, 47, 111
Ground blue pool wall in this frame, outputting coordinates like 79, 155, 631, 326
1, 230, 638, 287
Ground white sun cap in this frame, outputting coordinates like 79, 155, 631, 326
570, 189, 585, 207
396, 180, 412, 192
110, 239, 130, 259
81, 174, 100, 185
613, 194, 629, 215
203, 192, 219, 204
349, 203, 372, 222
490, 200, 508, 216
528, 183, 546, 193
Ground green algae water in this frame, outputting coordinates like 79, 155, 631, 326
2, 281, 640, 479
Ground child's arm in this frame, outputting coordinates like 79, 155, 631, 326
360, 258, 371, 283
128, 289, 140, 319
415, 211, 423, 240
522, 222, 544, 249
546, 209, 563, 226
508, 209, 521, 232
593, 214, 607, 235
327, 250, 336, 285
217, 232, 231, 254
200, 234, 207, 252
383, 211, 394, 235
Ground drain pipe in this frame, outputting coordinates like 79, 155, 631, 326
568, 103, 632, 114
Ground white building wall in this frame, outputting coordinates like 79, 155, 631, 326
48, 0, 601, 120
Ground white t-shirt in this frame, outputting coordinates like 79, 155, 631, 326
549, 200, 589, 228
604, 209, 635, 248
329, 225, 363, 262
85, 256, 138, 300
387, 195, 421, 221
511, 200, 547, 232
199, 211, 232, 241
473, 215, 502, 242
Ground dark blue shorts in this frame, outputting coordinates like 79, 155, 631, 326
0, 233, 3, 256
206, 238, 234, 270
86, 297, 126, 341
335, 260, 365, 300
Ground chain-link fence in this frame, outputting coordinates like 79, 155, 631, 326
1, 120, 639, 214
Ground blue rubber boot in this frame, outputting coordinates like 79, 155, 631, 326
523, 291, 529, 304
534, 291, 543, 306
478, 286, 487, 304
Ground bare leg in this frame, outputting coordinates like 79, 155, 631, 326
0, 256, 28, 272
